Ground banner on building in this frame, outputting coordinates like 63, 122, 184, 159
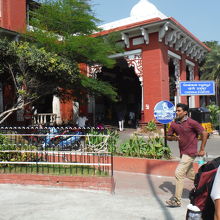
179, 81, 215, 96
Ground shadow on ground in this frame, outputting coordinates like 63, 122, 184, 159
159, 181, 190, 199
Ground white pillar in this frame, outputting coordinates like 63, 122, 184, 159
88, 95, 95, 125
52, 96, 61, 125
188, 65, 195, 108
139, 77, 144, 111
72, 101, 79, 124
88, 64, 103, 124
173, 58, 181, 105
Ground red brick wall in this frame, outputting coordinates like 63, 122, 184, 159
194, 64, 200, 107
113, 156, 199, 177
1, 0, 26, 32
60, 99, 74, 124
124, 33, 171, 123
165, 47, 201, 107
180, 54, 187, 104
141, 33, 169, 122
0, 174, 115, 192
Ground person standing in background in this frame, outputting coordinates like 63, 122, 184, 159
76, 113, 88, 128
115, 101, 126, 131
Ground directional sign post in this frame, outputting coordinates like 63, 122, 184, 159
179, 81, 215, 96
154, 101, 176, 149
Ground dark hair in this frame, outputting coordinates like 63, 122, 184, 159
176, 103, 189, 112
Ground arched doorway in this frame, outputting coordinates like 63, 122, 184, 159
96, 58, 142, 127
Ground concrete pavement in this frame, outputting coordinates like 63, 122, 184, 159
0, 171, 193, 220
0, 129, 219, 220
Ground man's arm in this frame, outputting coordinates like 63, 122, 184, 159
215, 199, 220, 220
197, 130, 208, 156
166, 123, 180, 141
166, 135, 180, 141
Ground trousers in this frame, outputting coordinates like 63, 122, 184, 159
118, 120, 124, 131
175, 154, 195, 200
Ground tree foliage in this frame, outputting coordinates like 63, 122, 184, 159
31, 0, 100, 36
200, 41, 220, 82
27, 0, 123, 67
0, 38, 79, 123
24, 0, 121, 107
0, 0, 121, 123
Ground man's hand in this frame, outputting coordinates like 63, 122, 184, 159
214, 199, 220, 220
197, 150, 206, 156
173, 136, 180, 141
198, 131, 208, 157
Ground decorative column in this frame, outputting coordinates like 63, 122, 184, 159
188, 64, 195, 108
188, 65, 194, 81
88, 64, 103, 125
124, 53, 144, 112
173, 58, 181, 105
52, 95, 62, 125
88, 64, 102, 79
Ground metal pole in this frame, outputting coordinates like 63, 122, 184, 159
93, 96, 96, 126
215, 80, 218, 106
164, 124, 167, 148
111, 153, 114, 177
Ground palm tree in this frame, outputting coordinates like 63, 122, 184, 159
200, 41, 220, 105
200, 41, 220, 81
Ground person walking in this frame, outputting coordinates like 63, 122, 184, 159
165, 103, 208, 207
76, 113, 88, 128
115, 101, 126, 131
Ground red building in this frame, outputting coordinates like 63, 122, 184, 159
88, 0, 210, 124
0, 0, 26, 32
0, 0, 210, 126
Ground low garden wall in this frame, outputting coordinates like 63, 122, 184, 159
0, 127, 199, 190
113, 156, 199, 176
0, 174, 115, 192
0, 157, 199, 191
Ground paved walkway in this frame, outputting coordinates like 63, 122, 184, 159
0, 129, 219, 219
0, 171, 193, 220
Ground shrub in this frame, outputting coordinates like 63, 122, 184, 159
119, 135, 171, 159
144, 120, 157, 132
85, 129, 119, 153
0, 134, 39, 164
207, 104, 220, 128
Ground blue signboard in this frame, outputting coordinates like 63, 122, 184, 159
154, 101, 175, 124
180, 81, 215, 96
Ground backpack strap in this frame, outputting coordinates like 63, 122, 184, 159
212, 157, 220, 168
198, 157, 220, 172
190, 171, 217, 205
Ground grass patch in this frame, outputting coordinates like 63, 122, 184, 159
0, 164, 109, 176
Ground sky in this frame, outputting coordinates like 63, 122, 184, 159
91, 0, 220, 43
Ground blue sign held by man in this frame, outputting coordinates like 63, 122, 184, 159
154, 101, 176, 124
